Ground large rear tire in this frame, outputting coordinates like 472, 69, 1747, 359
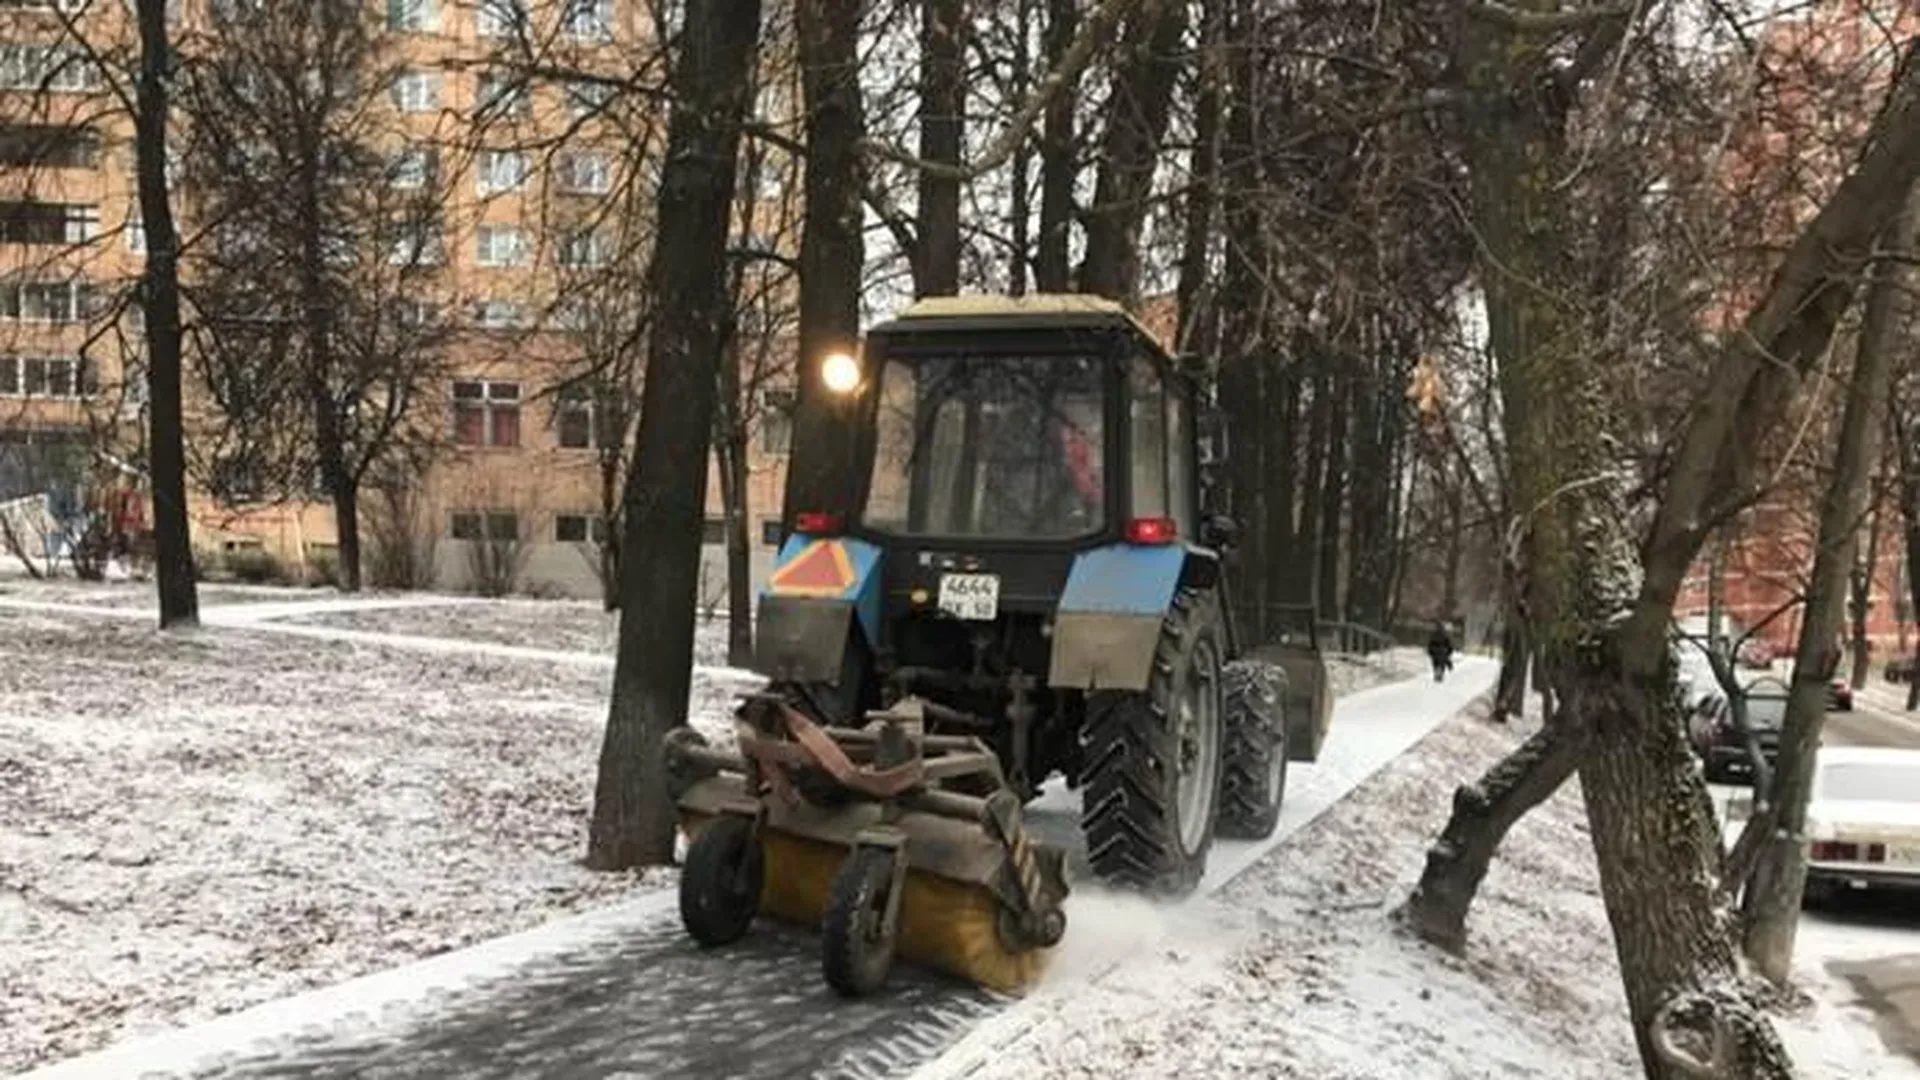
1080, 587, 1226, 895
1217, 659, 1288, 840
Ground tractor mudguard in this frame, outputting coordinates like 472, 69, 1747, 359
1048, 543, 1210, 691
754, 534, 884, 683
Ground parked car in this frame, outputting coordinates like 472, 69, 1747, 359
1699, 677, 1790, 785
1801, 746, 1920, 905
1887, 655, 1917, 684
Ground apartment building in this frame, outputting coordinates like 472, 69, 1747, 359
0, 0, 797, 600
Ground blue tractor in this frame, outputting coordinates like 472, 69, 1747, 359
668, 294, 1331, 995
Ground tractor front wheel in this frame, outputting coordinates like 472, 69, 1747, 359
1081, 587, 1226, 896
1218, 660, 1288, 840
679, 814, 763, 947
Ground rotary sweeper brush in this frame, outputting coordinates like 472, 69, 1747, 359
665, 693, 1069, 996
663, 293, 1332, 998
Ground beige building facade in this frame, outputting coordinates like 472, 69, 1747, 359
0, 0, 796, 599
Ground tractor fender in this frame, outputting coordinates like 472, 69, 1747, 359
753, 534, 883, 683
1047, 543, 1222, 692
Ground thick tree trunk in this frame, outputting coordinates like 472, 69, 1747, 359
1263, 365, 1300, 611
1033, 0, 1076, 293
1076, 0, 1185, 303
135, 0, 197, 629
781, 0, 865, 530
587, 0, 762, 870
1743, 182, 1919, 985
914, 0, 963, 297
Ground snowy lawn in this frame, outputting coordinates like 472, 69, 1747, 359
0, 578, 318, 610
280, 599, 724, 666
0, 612, 749, 1074
1, 590, 1427, 1076
946, 703, 1916, 1080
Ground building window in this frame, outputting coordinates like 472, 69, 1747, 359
561, 0, 614, 42
125, 213, 146, 253
474, 298, 521, 328
0, 125, 99, 169
387, 221, 443, 266
556, 228, 607, 268
0, 202, 95, 246
758, 386, 794, 455
452, 379, 520, 447
387, 144, 436, 188
390, 70, 440, 112
0, 280, 93, 323
475, 73, 530, 120
475, 0, 527, 37
385, 0, 438, 32
475, 149, 527, 195
395, 299, 440, 327
555, 383, 613, 449
450, 510, 519, 541
556, 151, 610, 194
0, 355, 93, 399
0, 43, 100, 93
554, 512, 608, 544
563, 79, 612, 119
474, 224, 528, 267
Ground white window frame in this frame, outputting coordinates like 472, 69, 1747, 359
386, 0, 439, 33
388, 145, 435, 189
390, 70, 440, 113
474, 224, 529, 267
475, 149, 528, 196
557, 229, 608, 269
475, 73, 530, 119
561, 0, 614, 43
475, 299, 521, 328
475, 0, 526, 37
387, 222, 443, 266
554, 512, 609, 544
557, 151, 611, 194
564, 79, 612, 119
452, 379, 522, 448
0, 354, 90, 399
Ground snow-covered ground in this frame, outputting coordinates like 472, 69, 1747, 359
924, 705, 1918, 1080
0, 577, 1427, 1075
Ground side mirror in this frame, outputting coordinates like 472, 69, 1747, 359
1201, 514, 1238, 551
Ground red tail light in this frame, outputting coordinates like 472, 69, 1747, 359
793, 510, 843, 535
1125, 517, 1178, 545
1811, 841, 1862, 862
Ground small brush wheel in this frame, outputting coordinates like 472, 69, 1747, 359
822, 847, 899, 997
679, 815, 763, 947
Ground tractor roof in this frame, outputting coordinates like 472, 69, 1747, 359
872, 293, 1171, 354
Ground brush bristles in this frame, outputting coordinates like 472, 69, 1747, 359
751, 826, 1052, 994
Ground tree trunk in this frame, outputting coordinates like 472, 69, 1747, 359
1295, 364, 1330, 607
1707, 529, 1728, 655
1850, 495, 1881, 688
134, 0, 197, 629
1007, 0, 1032, 296
1174, 0, 1223, 352
1743, 182, 1920, 986
1441, 469, 1464, 619
586, 0, 762, 870
1263, 364, 1300, 611
781, 0, 865, 530
714, 345, 754, 668
1076, 0, 1185, 303
914, 0, 963, 297
1316, 359, 1349, 619
1033, 0, 1076, 293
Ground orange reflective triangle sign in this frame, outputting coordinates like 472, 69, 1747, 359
769, 539, 854, 596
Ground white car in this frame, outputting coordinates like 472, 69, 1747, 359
1803, 745, 1920, 904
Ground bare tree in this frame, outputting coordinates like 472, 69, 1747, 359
587, 0, 765, 870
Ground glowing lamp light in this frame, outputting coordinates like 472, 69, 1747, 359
820, 351, 862, 395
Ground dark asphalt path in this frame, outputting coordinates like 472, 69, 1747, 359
168, 917, 1006, 1080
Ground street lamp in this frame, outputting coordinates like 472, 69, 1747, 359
820, 350, 861, 396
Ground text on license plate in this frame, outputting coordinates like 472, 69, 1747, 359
1891, 845, 1920, 867
938, 573, 999, 621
